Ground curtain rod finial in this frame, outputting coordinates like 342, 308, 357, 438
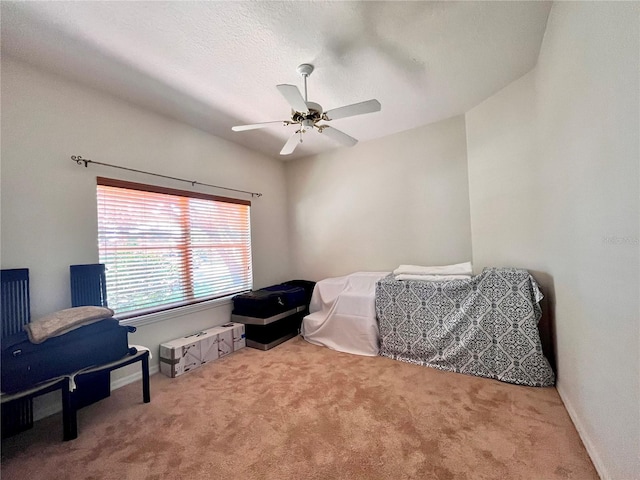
71, 155, 90, 167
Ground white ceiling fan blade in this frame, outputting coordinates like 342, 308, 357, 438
280, 131, 302, 155
324, 99, 381, 121
232, 121, 288, 132
276, 84, 309, 114
319, 126, 358, 147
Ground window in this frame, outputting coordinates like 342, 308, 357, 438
96, 177, 252, 318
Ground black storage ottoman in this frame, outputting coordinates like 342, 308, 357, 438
231, 280, 315, 350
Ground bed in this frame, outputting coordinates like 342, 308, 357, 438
375, 268, 555, 387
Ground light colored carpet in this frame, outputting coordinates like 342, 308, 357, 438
1, 336, 596, 479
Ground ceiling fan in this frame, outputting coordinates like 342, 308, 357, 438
232, 64, 381, 155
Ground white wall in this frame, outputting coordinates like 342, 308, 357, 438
285, 115, 472, 280
466, 70, 541, 271
466, 3, 639, 479
1, 56, 291, 386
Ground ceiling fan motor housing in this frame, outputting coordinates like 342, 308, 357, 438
292, 101, 323, 126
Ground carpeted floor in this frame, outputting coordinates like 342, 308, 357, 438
1, 336, 597, 480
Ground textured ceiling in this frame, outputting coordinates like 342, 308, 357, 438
1, 1, 551, 161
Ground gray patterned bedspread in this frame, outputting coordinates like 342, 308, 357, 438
375, 268, 555, 387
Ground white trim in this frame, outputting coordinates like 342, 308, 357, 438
111, 364, 159, 390
118, 296, 234, 328
556, 382, 606, 480
33, 397, 64, 422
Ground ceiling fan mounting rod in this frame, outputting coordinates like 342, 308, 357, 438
303, 75, 308, 103
297, 63, 314, 103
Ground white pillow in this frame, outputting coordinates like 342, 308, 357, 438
393, 262, 472, 276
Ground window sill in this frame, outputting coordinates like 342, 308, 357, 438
118, 295, 235, 328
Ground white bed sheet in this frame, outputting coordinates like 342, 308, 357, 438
301, 272, 390, 356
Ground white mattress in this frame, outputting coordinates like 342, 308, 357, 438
301, 272, 390, 356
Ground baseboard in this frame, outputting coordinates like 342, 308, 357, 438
33, 398, 65, 422
33, 364, 160, 422
111, 363, 160, 390
556, 382, 607, 480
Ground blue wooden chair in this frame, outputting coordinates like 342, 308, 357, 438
1, 268, 34, 437
70, 264, 108, 309
69, 264, 112, 409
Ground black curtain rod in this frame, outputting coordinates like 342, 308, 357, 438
71, 155, 262, 198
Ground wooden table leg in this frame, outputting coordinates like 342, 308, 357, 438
142, 352, 150, 403
61, 379, 77, 441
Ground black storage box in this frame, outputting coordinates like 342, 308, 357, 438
232, 284, 306, 318
232, 280, 315, 350
244, 313, 305, 349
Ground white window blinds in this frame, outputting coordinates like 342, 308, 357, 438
97, 177, 252, 318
